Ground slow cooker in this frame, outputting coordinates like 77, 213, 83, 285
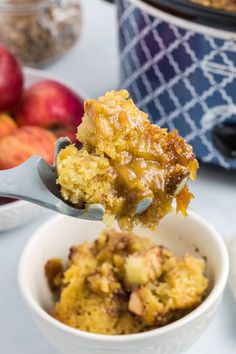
105, 0, 236, 169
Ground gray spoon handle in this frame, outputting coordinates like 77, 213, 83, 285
0, 156, 105, 220
0, 156, 61, 210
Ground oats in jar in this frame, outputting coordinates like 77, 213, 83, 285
0, 0, 81, 67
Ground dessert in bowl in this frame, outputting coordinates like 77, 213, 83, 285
18, 211, 229, 354
45, 228, 208, 335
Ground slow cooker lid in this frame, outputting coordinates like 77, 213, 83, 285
146, 0, 236, 31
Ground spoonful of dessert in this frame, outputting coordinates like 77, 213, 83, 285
0, 90, 198, 230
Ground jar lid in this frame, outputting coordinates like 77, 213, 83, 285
146, 0, 236, 32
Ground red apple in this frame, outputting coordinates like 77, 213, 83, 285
0, 126, 56, 170
0, 45, 23, 111
15, 80, 84, 141
0, 113, 17, 139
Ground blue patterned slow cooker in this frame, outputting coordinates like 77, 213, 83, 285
112, 0, 236, 169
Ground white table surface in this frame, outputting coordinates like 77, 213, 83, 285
1, 0, 236, 353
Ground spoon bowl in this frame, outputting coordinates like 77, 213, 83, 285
0, 137, 153, 221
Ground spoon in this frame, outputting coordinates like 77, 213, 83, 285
0, 137, 153, 221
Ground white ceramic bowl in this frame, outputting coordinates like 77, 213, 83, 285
0, 199, 44, 232
18, 211, 229, 354
0, 67, 87, 232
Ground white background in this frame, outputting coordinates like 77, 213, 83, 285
1, 0, 236, 353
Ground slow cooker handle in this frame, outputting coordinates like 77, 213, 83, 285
213, 123, 236, 159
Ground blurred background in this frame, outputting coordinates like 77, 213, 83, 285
0, 0, 236, 354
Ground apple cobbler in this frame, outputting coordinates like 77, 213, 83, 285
45, 229, 208, 335
56, 90, 198, 230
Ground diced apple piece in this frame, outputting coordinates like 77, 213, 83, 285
128, 290, 144, 316
125, 255, 150, 286
125, 247, 162, 287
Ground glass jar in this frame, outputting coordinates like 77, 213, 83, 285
0, 0, 81, 67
